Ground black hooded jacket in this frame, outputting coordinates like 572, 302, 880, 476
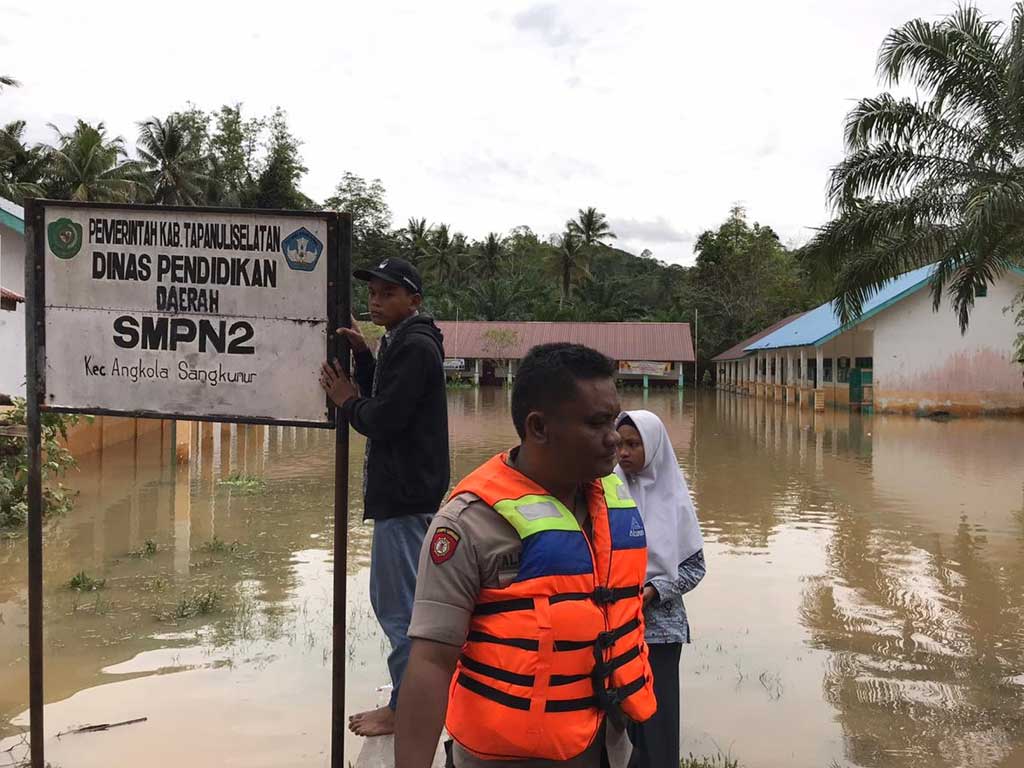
341, 315, 450, 520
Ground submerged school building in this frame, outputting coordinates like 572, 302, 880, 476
712, 264, 1024, 416
436, 320, 695, 388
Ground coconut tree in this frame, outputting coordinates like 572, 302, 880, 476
808, 4, 1024, 331
42, 120, 142, 202
467, 273, 529, 320
136, 115, 211, 205
546, 230, 592, 307
568, 206, 616, 247
0, 121, 45, 202
474, 232, 506, 275
420, 223, 467, 282
398, 217, 431, 263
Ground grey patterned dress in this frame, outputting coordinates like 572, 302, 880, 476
644, 549, 706, 644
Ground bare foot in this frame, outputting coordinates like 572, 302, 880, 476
349, 705, 395, 737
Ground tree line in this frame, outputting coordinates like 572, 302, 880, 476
0, 95, 826, 373
5, 3, 1024, 375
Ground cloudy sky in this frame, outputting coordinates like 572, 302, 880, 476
2, 0, 1017, 264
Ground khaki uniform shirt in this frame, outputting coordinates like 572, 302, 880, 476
409, 492, 601, 768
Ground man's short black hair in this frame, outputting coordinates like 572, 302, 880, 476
511, 343, 617, 439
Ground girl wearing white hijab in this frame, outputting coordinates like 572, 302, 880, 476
615, 409, 705, 768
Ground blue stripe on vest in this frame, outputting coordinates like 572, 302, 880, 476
608, 506, 647, 550
515, 530, 593, 582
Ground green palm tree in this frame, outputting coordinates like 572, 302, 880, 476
568, 207, 616, 247
576, 276, 641, 321
137, 115, 211, 205
474, 232, 506, 275
546, 230, 592, 307
402, 217, 430, 246
42, 120, 142, 202
0, 121, 45, 203
467, 274, 528, 320
421, 223, 466, 282
808, 4, 1024, 331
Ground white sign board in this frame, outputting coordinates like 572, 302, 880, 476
38, 204, 338, 425
618, 360, 673, 376
443, 358, 466, 371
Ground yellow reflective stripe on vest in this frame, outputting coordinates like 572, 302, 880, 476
600, 474, 635, 509
493, 495, 581, 539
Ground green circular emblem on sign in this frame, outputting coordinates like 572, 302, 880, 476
48, 217, 83, 259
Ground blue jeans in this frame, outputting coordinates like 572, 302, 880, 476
369, 513, 432, 710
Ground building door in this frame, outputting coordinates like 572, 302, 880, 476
850, 368, 864, 404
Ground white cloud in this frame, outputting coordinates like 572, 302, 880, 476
3, 0, 1018, 268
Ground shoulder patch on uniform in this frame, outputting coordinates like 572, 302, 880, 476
430, 527, 461, 565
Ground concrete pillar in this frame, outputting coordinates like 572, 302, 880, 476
507, 359, 516, 386
800, 348, 808, 387
677, 361, 684, 390
642, 374, 649, 390
815, 346, 825, 412
473, 358, 481, 386
173, 458, 191, 578
174, 420, 192, 464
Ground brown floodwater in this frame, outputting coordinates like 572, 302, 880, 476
1, 389, 1022, 768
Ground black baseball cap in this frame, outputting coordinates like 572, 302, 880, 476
353, 257, 423, 295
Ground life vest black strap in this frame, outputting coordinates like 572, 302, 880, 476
550, 585, 641, 606
460, 654, 534, 687
549, 671, 590, 686
474, 585, 640, 617
545, 675, 648, 717
456, 673, 530, 711
458, 672, 603, 714
592, 644, 641, 679
473, 597, 534, 616
467, 631, 539, 651
555, 617, 641, 652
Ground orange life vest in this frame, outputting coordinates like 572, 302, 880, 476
445, 452, 657, 762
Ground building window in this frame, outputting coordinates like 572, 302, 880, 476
823, 358, 833, 382
855, 357, 873, 369
837, 356, 851, 383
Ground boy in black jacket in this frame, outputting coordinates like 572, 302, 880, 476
320, 257, 449, 737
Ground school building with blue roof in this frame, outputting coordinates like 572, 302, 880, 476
713, 264, 1024, 415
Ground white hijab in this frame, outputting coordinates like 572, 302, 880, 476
614, 409, 703, 583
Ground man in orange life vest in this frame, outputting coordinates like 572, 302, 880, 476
396, 343, 657, 767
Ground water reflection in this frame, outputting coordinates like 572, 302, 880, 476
0, 390, 1021, 768
703, 393, 1024, 768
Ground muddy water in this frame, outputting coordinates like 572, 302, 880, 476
1, 389, 1022, 768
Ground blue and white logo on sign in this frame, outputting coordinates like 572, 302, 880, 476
282, 227, 323, 272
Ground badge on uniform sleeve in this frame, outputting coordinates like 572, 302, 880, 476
430, 527, 460, 565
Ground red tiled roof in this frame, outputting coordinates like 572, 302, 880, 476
436, 321, 694, 362
711, 312, 806, 362
0, 287, 24, 303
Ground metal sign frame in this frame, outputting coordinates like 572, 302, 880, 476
22, 199, 353, 768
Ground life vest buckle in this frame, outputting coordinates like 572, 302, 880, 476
595, 630, 616, 650
592, 586, 615, 605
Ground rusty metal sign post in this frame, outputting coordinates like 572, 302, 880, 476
22, 200, 352, 768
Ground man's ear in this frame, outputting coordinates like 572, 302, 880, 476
410, 292, 424, 310
523, 410, 548, 445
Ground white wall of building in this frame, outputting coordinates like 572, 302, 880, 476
871, 271, 1024, 413
0, 226, 26, 397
